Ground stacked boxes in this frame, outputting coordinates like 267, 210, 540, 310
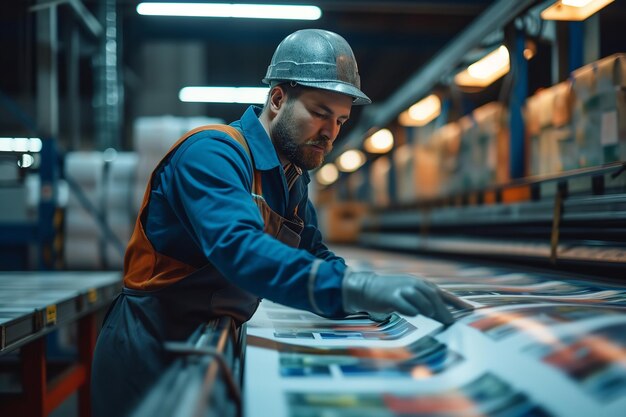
64, 152, 106, 269
317, 202, 368, 244
525, 82, 575, 176
413, 140, 442, 199
370, 156, 391, 207
394, 144, 416, 204
571, 53, 626, 167
454, 102, 510, 192
398, 122, 463, 199
431, 122, 462, 196
525, 53, 626, 176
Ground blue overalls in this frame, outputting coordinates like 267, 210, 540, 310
91, 106, 347, 416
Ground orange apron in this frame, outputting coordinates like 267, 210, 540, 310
92, 125, 304, 417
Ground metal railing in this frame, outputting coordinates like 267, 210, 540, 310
130, 317, 244, 417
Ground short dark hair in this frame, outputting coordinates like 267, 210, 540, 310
263, 82, 307, 110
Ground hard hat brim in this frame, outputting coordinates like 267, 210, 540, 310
292, 80, 372, 106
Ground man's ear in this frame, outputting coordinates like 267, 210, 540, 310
269, 85, 287, 112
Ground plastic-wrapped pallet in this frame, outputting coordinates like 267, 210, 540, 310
525, 82, 575, 176
413, 141, 442, 199
64, 152, 105, 269
431, 122, 462, 196
370, 156, 391, 208
394, 144, 417, 204
103, 152, 139, 269
131, 115, 223, 215
455, 103, 509, 192
571, 53, 626, 167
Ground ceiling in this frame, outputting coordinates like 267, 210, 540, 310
1, 0, 625, 151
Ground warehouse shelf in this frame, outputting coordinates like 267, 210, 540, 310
359, 163, 626, 271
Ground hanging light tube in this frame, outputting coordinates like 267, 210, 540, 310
316, 163, 339, 186
336, 150, 365, 172
541, 0, 614, 21
363, 129, 394, 154
0, 137, 43, 153
398, 94, 441, 127
454, 45, 510, 88
137, 2, 322, 20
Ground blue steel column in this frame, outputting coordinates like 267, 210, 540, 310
568, 21, 584, 72
36, 1, 59, 269
509, 29, 528, 179
38, 139, 57, 269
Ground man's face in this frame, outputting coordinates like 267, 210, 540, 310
271, 88, 353, 170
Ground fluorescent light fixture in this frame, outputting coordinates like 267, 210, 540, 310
562, 0, 594, 7
13, 137, 29, 152
337, 149, 365, 173
0, 137, 11, 152
541, 0, 614, 21
180, 87, 269, 104
316, 163, 339, 186
29, 138, 43, 152
454, 45, 510, 88
364, 129, 394, 154
0, 137, 44, 153
398, 94, 441, 127
137, 2, 322, 20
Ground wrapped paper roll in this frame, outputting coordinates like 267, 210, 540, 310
107, 152, 138, 182
65, 152, 104, 188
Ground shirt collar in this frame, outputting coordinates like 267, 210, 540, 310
236, 106, 281, 171
234, 105, 311, 185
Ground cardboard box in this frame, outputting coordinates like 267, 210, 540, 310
525, 81, 575, 176
413, 143, 441, 199
318, 202, 368, 244
431, 122, 461, 196
346, 169, 369, 202
552, 82, 573, 128
456, 102, 509, 189
574, 87, 626, 166
370, 156, 391, 207
394, 144, 416, 204
571, 53, 626, 101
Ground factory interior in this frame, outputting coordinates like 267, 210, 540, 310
1, 0, 625, 416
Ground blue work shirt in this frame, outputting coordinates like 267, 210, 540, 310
143, 106, 347, 317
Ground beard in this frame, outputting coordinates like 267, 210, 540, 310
271, 102, 330, 170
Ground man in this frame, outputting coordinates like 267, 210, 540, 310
91, 29, 453, 416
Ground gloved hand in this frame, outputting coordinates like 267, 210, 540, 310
342, 270, 454, 325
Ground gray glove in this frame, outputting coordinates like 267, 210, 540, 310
342, 270, 454, 325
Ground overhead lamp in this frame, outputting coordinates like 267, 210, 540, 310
336, 150, 365, 173
179, 87, 269, 104
454, 45, 510, 88
18, 154, 35, 168
398, 94, 441, 127
137, 2, 322, 20
541, 0, 614, 21
523, 40, 537, 60
364, 129, 394, 154
316, 163, 339, 186
0, 137, 43, 153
